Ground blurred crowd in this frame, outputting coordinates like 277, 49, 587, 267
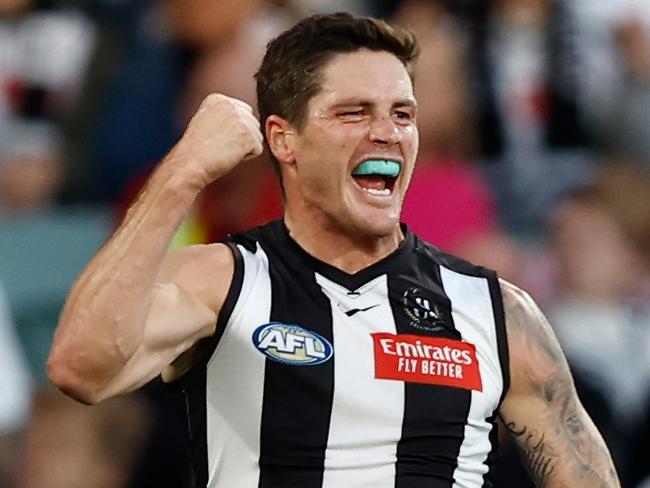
1, 0, 650, 486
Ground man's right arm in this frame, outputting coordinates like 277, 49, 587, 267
47, 94, 263, 404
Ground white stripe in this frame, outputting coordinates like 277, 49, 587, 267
316, 274, 404, 488
440, 266, 503, 488
205, 244, 271, 487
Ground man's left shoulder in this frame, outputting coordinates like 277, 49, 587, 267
412, 232, 498, 281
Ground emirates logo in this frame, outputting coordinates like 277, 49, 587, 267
372, 333, 483, 391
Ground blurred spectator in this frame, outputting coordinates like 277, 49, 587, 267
165, 0, 265, 46
608, 13, 650, 165
299, 0, 368, 15
0, 280, 32, 487
173, 1, 290, 241
569, 0, 650, 164
114, 0, 289, 245
86, 0, 291, 204
0, 121, 62, 213
547, 163, 650, 485
0, 0, 96, 213
395, 0, 524, 283
79, 0, 191, 202
462, 0, 593, 232
18, 387, 151, 488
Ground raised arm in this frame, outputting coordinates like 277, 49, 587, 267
47, 94, 263, 404
498, 279, 620, 487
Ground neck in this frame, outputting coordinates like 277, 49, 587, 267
283, 208, 404, 275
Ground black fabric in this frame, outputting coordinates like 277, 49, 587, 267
180, 220, 508, 487
387, 258, 470, 488
127, 381, 193, 488
482, 272, 509, 487
184, 363, 209, 488
173, 241, 245, 486
465, 0, 587, 158
487, 272, 509, 406
259, 220, 505, 487
256, 228, 336, 488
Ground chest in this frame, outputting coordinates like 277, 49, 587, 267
228, 268, 503, 426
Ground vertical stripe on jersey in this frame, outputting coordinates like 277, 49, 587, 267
487, 274, 509, 405
205, 244, 271, 487
257, 256, 335, 487
390, 268, 472, 488
182, 241, 245, 488
315, 274, 404, 488
439, 266, 503, 488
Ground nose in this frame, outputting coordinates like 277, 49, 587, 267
368, 115, 400, 146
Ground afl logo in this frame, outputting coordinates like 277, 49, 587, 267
252, 322, 333, 366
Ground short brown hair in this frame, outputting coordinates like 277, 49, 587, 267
255, 12, 419, 174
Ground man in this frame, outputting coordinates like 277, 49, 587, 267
48, 12, 619, 488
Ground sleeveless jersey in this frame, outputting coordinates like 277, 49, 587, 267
179, 220, 509, 488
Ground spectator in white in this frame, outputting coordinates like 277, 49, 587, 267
465, 0, 593, 232
0, 279, 33, 486
0, 0, 95, 213
568, 0, 650, 164
0, 120, 62, 213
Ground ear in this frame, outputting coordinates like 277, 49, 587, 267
265, 115, 297, 166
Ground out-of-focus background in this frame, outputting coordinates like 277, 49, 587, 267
1, 0, 649, 486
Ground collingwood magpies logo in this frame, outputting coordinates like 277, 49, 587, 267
402, 287, 444, 332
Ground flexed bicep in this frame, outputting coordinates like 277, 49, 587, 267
101, 243, 235, 395
96, 281, 218, 398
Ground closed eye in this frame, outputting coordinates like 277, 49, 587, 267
339, 110, 364, 118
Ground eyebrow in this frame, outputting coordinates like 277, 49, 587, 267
331, 98, 418, 110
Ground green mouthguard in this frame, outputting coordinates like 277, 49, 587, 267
352, 159, 401, 177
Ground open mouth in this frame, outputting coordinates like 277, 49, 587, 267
351, 159, 401, 196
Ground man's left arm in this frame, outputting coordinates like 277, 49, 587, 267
498, 279, 620, 487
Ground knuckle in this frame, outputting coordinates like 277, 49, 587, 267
204, 93, 224, 105
236, 121, 250, 136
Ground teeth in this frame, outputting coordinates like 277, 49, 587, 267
365, 187, 391, 196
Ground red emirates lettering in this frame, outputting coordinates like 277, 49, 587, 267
372, 333, 483, 391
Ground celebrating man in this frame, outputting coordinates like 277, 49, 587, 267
49, 12, 619, 488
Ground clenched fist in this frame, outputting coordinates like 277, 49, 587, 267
169, 94, 264, 188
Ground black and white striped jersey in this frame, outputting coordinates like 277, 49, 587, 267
179, 219, 509, 488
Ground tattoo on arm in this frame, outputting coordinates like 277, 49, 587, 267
506, 422, 556, 485
500, 280, 621, 487
543, 374, 618, 486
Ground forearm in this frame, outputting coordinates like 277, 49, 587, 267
504, 386, 619, 487
49, 94, 262, 403
49, 157, 200, 402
